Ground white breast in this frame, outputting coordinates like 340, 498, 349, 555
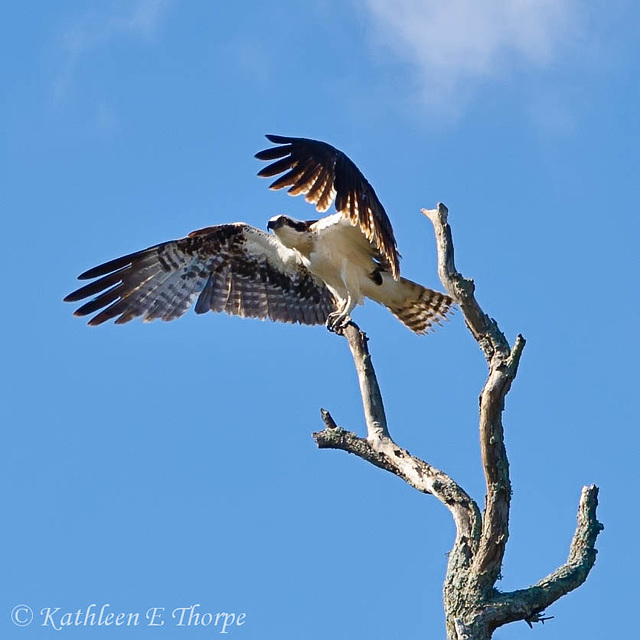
307, 216, 376, 304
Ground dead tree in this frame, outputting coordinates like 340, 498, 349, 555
313, 204, 603, 640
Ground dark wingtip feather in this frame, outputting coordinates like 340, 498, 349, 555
265, 134, 293, 144
256, 166, 273, 177
78, 257, 129, 280
64, 291, 88, 303
73, 292, 113, 317
64, 271, 124, 303
76, 245, 159, 280
74, 308, 99, 321
255, 147, 291, 161
269, 174, 296, 190
257, 156, 296, 178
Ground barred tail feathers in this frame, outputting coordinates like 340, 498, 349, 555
366, 274, 454, 334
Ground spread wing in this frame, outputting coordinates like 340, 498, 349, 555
255, 134, 400, 279
64, 223, 336, 326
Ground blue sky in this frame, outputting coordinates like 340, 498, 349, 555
2, 1, 638, 638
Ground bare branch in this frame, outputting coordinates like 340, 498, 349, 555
423, 203, 523, 586
341, 322, 389, 441
313, 421, 481, 549
472, 335, 524, 582
314, 319, 481, 554
421, 204, 509, 360
483, 485, 604, 629
320, 408, 339, 430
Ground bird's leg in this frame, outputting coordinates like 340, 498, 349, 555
326, 313, 351, 334
326, 295, 355, 334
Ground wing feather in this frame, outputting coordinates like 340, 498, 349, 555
65, 223, 336, 326
256, 135, 400, 278
287, 163, 322, 197
254, 144, 292, 162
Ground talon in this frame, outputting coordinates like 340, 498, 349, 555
326, 320, 338, 334
326, 312, 351, 334
325, 313, 340, 333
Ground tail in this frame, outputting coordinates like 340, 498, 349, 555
367, 275, 454, 334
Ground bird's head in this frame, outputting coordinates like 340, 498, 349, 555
267, 215, 313, 250
267, 215, 308, 232
267, 215, 286, 231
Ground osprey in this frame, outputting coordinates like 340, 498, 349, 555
65, 135, 453, 333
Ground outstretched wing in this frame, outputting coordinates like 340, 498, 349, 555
65, 223, 336, 326
255, 134, 400, 279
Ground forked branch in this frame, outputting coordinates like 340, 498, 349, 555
484, 484, 603, 629
312, 204, 602, 639
313, 322, 481, 553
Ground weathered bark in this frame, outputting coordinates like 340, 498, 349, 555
312, 204, 603, 639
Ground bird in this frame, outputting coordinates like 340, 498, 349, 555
65, 134, 453, 333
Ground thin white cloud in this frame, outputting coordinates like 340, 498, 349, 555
62, 0, 168, 54
54, 0, 170, 105
363, 0, 580, 112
